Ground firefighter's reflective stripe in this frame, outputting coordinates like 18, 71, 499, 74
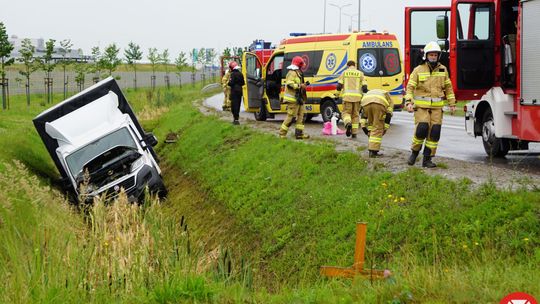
414, 96, 445, 107
369, 136, 382, 143
352, 123, 359, 129
283, 92, 297, 102
408, 80, 418, 87
425, 140, 438, 149
344, 90, 363, 97
296, 124, 305, 130
412, 136, 424, 145
384, 123, 390, 130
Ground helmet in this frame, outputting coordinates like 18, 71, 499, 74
292, 56, 305, 68
228, 61, 238, 70
422, 41, 441, 60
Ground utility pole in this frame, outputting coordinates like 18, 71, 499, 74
329, 3, 351, 33
358, 0, 361, 31
323, 0, 327, 33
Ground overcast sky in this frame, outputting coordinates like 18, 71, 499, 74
1, 0, 448, 61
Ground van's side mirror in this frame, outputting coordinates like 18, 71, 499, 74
144, 132, 158, 147
436, 15, 449, 40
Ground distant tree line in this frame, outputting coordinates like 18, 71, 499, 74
0, 22, 217, 110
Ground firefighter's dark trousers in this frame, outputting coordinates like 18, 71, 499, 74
279, 102, 305, 136
365, 103, 387, 151
342, 101, 361, 135
230, 93, 242, 121
411, 107, 443, 156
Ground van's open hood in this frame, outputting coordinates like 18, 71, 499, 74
33, 77, 146, 182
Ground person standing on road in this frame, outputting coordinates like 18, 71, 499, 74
337, 60, 367, 139
227, 61, 245, 125
279, 56, 310, 139
361, 89, 394, 158
221, 67, 232, 111
404, 41, 456, 168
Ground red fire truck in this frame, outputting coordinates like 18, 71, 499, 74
405, 0, 539, 157
248, 39, 274, 66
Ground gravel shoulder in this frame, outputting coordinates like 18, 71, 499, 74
198, 96, 540, 190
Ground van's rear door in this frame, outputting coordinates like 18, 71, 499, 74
404, 6, 451, 82
241, 52, 264, 111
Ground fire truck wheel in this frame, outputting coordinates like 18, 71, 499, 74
481, 108, 509, 157
321, 99, 337, 122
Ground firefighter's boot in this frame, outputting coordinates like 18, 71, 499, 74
345, 123, 352, 137
295, 129, 310, 140
369, 150, 382, 158
422, 155, 437, 168
407, 150, 419, 166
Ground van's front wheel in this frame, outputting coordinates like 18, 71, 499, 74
320, 100, 337, 122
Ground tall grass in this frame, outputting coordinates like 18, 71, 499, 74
0, 80, 538, 303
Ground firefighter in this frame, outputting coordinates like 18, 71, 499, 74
279, 56, 310, 139
337, 60, 367, 138
361, 89, 394, 158
404, 41, 456, 167
227, 61, 245, 125
221, 66, 232, 111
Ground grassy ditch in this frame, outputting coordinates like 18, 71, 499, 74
156, 95, 539, 302
0, 84, 538, 303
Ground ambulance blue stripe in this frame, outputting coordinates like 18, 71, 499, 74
333, 54, 348, 74
316, 75, 340, 82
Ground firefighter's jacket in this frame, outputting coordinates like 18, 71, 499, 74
337, 67, 366, 102
405, 62, 456, 108
221, 70, 230, 89
361, 89, 394, 115
283, 69, 306, 104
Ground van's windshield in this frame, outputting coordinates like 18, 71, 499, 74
357, 48, 401, 77
66, 127, 138, 178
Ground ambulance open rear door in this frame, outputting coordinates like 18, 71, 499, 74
241, 52, 264, 113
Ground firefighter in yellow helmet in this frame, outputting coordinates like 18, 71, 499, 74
404, 41, 456, 168
279, 56, 310, 139
337, 60, 367, 138
361, 89, 394, 158
221, 66, 232, 111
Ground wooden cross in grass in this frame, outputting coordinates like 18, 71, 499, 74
320, 222, 390, 279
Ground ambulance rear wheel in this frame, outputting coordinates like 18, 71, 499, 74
254, 102, 267, 121
321, 100, 337, 122
481, 108, 509, 158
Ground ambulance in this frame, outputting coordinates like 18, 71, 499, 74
241, 31, 404, 122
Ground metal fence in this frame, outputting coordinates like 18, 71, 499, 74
3, 70, 219, 95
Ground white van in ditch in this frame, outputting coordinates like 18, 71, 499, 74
33, 77, 166, 202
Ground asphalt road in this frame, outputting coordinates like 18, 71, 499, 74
204, 93, 540, 173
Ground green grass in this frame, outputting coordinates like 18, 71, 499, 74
0, 83, 538, 303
